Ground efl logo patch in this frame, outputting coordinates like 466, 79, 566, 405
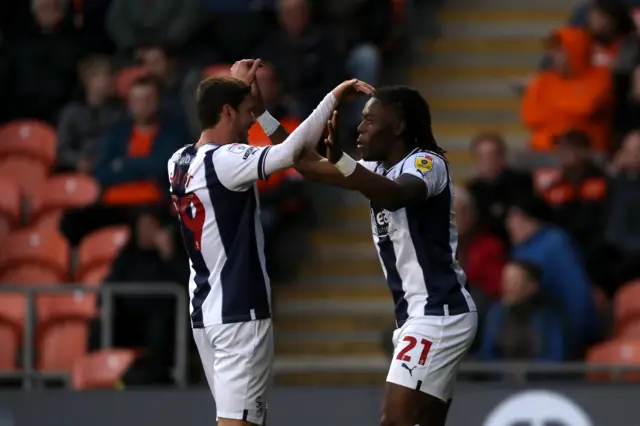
228, 144, 248, 154
371, 205, 390, 237
415, 155, 433, 173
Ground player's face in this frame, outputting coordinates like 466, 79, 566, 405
357, 98, 395, 161
229, 94, 256, 143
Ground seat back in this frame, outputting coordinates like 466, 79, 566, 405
0, 229, 69, 279
71, 349, 138, 390
76, 226, 129, 279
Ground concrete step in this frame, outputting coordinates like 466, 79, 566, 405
309, 229, 372, 246
283, 275, 386, 286
439, 20, 563, 38
312, 241, 377, 260
438, 9, 570, 22
279, 283, 389, 301
419, 80, 522, 99
422, 51, 541, 68
275, 332, 384, 357
274, 313, 394, 333
439, 132, 528, 149
409, 65, 531, 82
274, 356, 389, 373
299, 258, 382, 277
432, 108, 521, 125
441, 0, 576, 9
425, 37, 544, 54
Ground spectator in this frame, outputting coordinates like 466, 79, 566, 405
506, 195, 596, 349
89, 206, 188, 383
320, 0, 388, 127
587, 0, 636, 68
480, 260, 570, 362
106, 0, 202, 53
466, 132, 534, 243
606, 130, 640, 288
94, 74, 189, 206
56, 55, 123, 173
611, 18, 640, 142
136, 44, 189, 124
521, 27, 613, 153
3, 0, 81, 123
539, 130, 609, 286
455, 185, 507, 302
258, 0, 343, 119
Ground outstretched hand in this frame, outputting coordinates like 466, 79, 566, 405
332, 79, 375, 102
324, 111, 343, 164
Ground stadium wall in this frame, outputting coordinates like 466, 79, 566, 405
0, 384, 635, 426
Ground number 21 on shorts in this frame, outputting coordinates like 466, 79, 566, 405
396, 335, 432, 366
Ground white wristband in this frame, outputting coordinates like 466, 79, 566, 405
256, 111, 280, 136
334, 153, 357, 177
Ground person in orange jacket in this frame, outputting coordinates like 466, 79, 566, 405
521, 27, 613, 153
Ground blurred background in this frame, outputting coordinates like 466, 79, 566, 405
1, 0, 640, 424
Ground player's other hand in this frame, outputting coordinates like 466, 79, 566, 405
324, 111, 343, 164
332, 79, 375, 101
230, 59, 262, 84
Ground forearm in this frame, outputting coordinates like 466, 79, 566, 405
262, 92, 337, 176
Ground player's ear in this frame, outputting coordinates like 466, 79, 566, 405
393, 120, 406, 137
222, 104, 234, 120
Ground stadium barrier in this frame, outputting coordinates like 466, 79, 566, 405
0, 283, 188, 389
0, 384, 636, 426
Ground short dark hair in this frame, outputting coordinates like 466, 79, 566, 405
470, 131, 507, 155
196, 76, 252, 130
131, 74, 164, 97
372, 85, 446, 157
511, 259, 543, 283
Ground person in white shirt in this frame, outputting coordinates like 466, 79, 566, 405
167, 59, 373, 426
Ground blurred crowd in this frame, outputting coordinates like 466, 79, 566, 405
0, 0, 397, 384
453, 0, 640, 368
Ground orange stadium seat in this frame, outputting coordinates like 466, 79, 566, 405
614, 280, 640, 335
0, 157, 48, 200
203, 64, 231, 77
0, 229, 70, 280
77, 264, 111, 286
30, 174, 100, 229
115, 66, 148, 99
71, 349, 139, 390
617, 320, 640, 340
37, 291, 97, 372
0, 178, 22, 238
587, 340, 640, 381
0, 120, 56, 168
0, 294, 26, 371
76, 226, 129, 280
1, 266, 60, 285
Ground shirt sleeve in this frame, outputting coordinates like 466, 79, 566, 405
358, 160, 379, 171
401, 152, 449, 198
212, 143, 272, 192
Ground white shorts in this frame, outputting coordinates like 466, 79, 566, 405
193, 319, 274, 425
387, 312, 477, 402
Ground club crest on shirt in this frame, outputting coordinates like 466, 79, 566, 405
228, 143, 248, 154
415, 154, 433, 173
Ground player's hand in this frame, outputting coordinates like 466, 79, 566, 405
154, 229, 174, 260
230, 59, 262, 84
332, 79, 375, 102
324, 111, 343, 164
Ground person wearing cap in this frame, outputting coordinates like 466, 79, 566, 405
506, 194, 597, 352
540, 130, 609, 287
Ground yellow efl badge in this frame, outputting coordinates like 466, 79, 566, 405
415, 155, 433, 173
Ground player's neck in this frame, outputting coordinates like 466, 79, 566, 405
383, 142, 414, 170
197, 127, 233, 148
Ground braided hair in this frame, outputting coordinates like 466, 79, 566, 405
372, 85, 446, 157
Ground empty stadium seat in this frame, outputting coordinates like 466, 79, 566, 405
30, 174, 100, 229
617, 320, 640, 340
203, 64, 231, 77
76, 226, 129, 280
0, 178, 21, 238
115, 66, 148, 99
614, 280, 640, 335
0, 120, 56, 168
1, 266, 60, 285
71, 349, 138, 390
77, 265, 110, 286
0, 157, 48, 200
587, 340, 640, 381
0, 229, 70, 280
37, 291, 97, 372
0, 294, 26, 371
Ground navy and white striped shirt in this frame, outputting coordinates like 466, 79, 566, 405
360, 149, 476, 327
